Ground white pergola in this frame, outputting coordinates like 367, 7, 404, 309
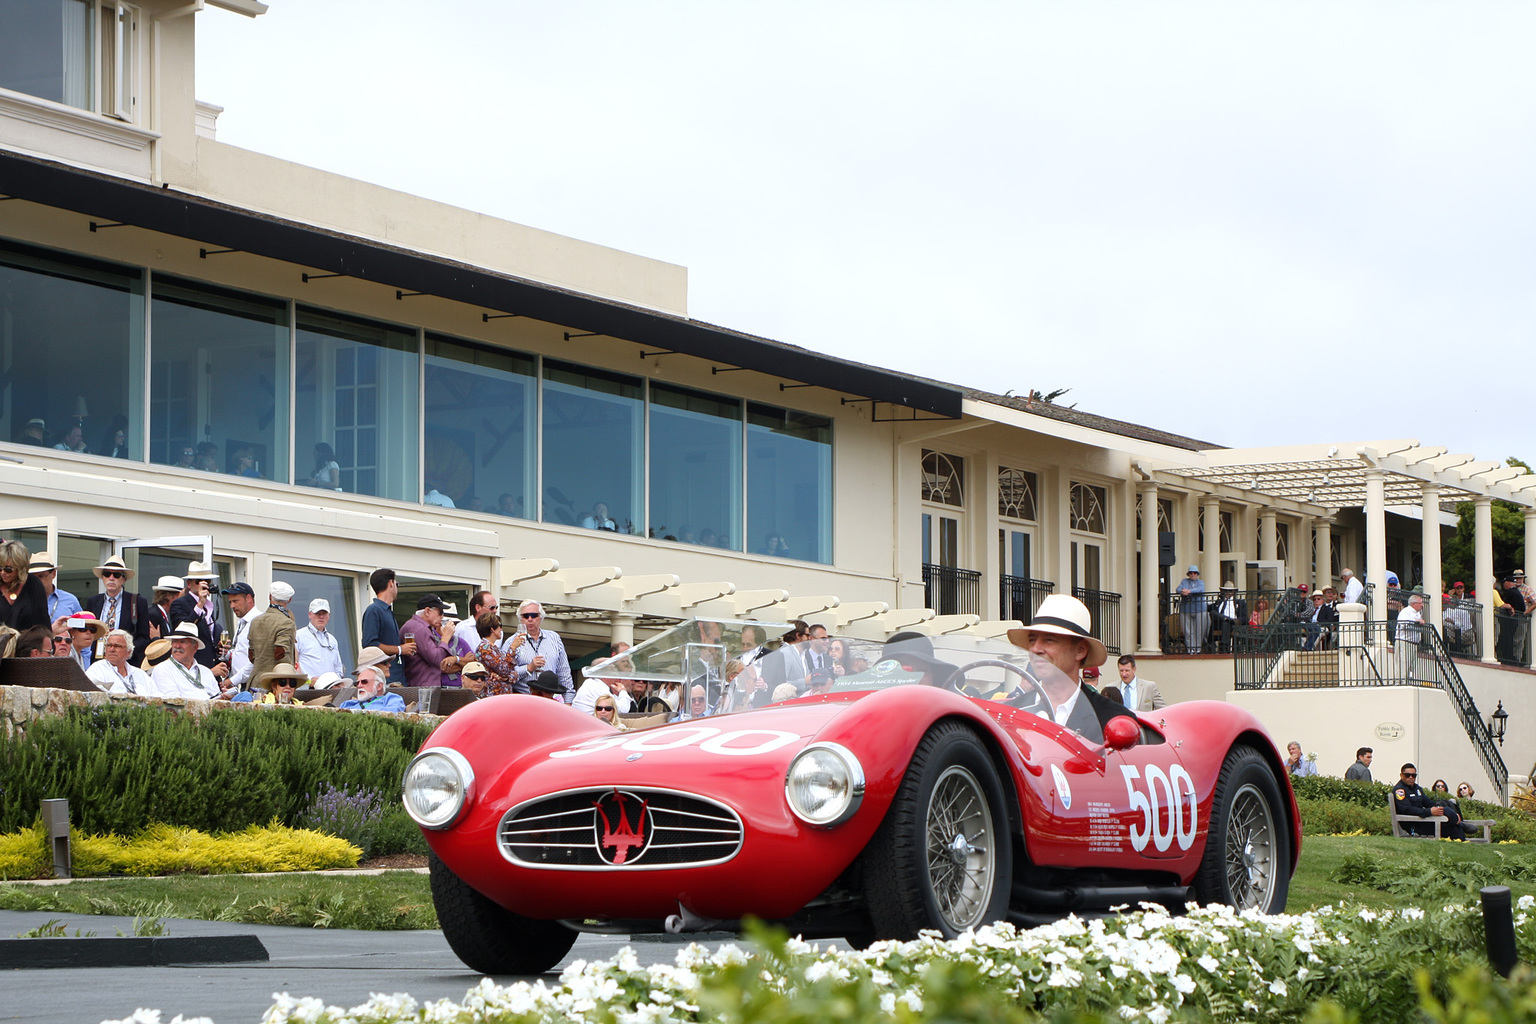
1159, 441, 1536, 663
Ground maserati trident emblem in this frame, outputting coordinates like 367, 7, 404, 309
593, 789, 652, 865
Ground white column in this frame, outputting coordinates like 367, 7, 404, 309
1421, 484, 1443, 634
1139, 482, 1161, 655
1476, 496, 1496, 663
1314, 519, 1332, 591
1526, 509, 1536, 584
609, 613, 637, 649
1201, 496, 1222, 584
1365, 469, 1388, 622
1259, 508, 1277, 563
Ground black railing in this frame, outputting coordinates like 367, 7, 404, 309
1442, 599, 1482, 660
923, 563, 982, 616
1234, 619, 1506, 799
1000, 575, 1054, 625
1494, 609, 1533, 668
1073, 587, 1122, 655
1159, 588, 1295, 654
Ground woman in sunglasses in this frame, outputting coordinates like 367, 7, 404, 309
0, 540, 49, 630
592, 694, 628, 731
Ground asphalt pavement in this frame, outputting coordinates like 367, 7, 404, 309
0, 909, 719, 1024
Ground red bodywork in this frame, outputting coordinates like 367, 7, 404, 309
419, 686, 1301, 924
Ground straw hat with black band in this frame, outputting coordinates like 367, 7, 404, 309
1005, 593, 1109, 669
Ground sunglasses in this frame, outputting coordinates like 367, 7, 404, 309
52, 636, 71, 645
101, 571, 125, 579
520, 612, 541, 619
274, 681, 297, 688
595, 705, 615, 713
0, 566, 16, 573
1403, 772, 1417, 778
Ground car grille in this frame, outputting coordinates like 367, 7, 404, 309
499, 787, 744, 870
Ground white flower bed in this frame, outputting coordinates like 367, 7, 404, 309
104, 897, 1536, 1024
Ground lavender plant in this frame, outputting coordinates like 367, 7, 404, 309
297, 784, 389, 859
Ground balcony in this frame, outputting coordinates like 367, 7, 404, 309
1000, 575, 1054, 626
923, 563, 982, 616
1072, 587, 1122, 655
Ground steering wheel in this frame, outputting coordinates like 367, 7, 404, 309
937, 658, 1053, 710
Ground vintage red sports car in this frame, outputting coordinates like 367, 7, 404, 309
405, 619, 1300, 974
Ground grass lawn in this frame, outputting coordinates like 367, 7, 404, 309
1, 835, 1530, 932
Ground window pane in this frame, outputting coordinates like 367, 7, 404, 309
650, 383, 741, 549
425, 335, 535, 517
541, 359, 641, 531
0, 1, 93, 108
149, 276, 289, 480
274, 566, 359, 673
747, 403, 831, 563
295, 308, 419, 502
0, 239, 143, 458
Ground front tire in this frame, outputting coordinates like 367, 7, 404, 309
1192, 746, 1291, 913
430, 852, 578, 974
860, 722, 1013, 940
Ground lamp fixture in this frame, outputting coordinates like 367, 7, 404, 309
1491, 701, 1508, 746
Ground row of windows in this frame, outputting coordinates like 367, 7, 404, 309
0, 238, 834, 562
921, 450, 1103, 536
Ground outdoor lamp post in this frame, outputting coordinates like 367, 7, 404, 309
1490, 701, 1509, 746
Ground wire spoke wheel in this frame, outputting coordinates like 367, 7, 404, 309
1224, 782, 1278, 909
923, 766, 996, 930
1194, 746, 1291, 915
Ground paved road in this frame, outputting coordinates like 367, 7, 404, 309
0, 910, 733, 1024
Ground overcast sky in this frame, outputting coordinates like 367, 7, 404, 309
197, 2, 1534, 464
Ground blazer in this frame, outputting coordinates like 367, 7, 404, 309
86, 591, 153, 663
1122, 675, 1167, 712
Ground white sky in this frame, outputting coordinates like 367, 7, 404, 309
197, 2, 1535, 462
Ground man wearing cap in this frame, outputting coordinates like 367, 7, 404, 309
85, 556, 152, 663
401, 594, 462, 688
1005, 594, 1135, 741
29, 552, 81, 623
222, 583, 261, 690
296, 597, 347, 680
169, 562, 226, 673
1341, 569, 1365, 608
338, 660, 407, 713
64, 611, 108, 670
247, 581, 298, 684
151, 622, 220, 700
1174, 566, 1207, 654
86, 629, 151, 696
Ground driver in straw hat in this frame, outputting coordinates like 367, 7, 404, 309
1002, 593, 1136, 741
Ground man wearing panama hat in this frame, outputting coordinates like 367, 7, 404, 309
1005, 593, 1135, 741
169, 561, 226, 675
86, 556, 152, 663
151, 621, 220, 700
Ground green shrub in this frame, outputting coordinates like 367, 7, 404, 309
0, 704, 434, 836
1299, 797, 1390, 836
1293, 775, 1536, 843
0, 819, 50, 879
368, 807, 429, 857
1330, 845, 1536, 901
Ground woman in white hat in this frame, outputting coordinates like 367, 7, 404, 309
1005, 594, 1134, 741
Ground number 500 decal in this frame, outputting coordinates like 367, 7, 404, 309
1119, 764, 1198, 852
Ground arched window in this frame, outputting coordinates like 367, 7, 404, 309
921, 450, 965, 508
1069, 483, 1107, 535
998, 467, 1037, 521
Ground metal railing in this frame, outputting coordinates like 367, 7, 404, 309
1495, 609, 1533, 668
923, 563, 983, 616
1000, 575, 1054, 626
1159, 588, 1295, 654
1234, 619, 1506, 798
1442, 599, 1482, 660
1073, 587, 1122, 655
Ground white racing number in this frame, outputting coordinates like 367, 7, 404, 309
1119, 763, 1198, 853
549, 727, 801, 759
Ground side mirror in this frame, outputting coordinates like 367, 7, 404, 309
1103, 715, 1140, 752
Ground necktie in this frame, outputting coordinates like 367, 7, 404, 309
107, 596, 119, 630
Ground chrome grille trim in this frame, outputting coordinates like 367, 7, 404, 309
498, 786, 744, 871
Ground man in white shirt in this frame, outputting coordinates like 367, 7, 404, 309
86, 629, 151, 695
573, 673, 633, 715
152, 622, 220, 700
1114, 654, 1166, 711
1341, 568, 1365, 607
1395, 593, 1426, 679
223, 583, 261, 690
453, 590, 497, 652
295, 597, 347, 679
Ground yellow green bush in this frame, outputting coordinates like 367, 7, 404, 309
0, 820, 359, 879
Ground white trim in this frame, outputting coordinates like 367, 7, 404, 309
0, 87, 160, 152
207, 0, 267, 16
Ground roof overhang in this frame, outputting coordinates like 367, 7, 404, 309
1164, 441, 1536, 511
0, 150, 962, 419
208, 0, 269, 16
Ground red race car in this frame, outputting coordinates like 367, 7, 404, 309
404, 619, 1300, 974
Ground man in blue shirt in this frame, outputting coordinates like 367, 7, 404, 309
29, 552, 81, 622
1175, 566, 1207, 654
338, 657, 407, 713
361, 568, 415, 685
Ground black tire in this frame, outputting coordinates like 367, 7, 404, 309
429, 852, 578, 974
1192, 746, 1291, 913
860, 722, 1013, 940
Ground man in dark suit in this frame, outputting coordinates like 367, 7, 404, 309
1210, 581, 1250, 654
84, 556, 152, 663
169, 560, 228, 679
1004, 593, 1134, 743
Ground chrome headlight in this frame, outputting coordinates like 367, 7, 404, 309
402, 748, 476, 830
785, 742, 864, 827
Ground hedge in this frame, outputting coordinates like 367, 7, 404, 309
0, 703, 434, 837
1292, 774, 1536, 843
0, 819, 360, 878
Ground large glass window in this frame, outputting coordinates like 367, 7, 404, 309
747, 404, 832, 563
541, 360, 642, 532
295, 308, 419, 502
424, 335, 535, 516
650, 384, 742, 549
274, 566, 361, 673
0, 239, 143, 458
0, 1, 140, 120
149, 276, 289, 480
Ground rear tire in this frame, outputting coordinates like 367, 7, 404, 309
860, 722, 1013, 940
430, 852, 578, 974
1192, 746, 1291, 913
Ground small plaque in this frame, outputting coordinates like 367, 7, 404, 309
1375, 722, 1404, 741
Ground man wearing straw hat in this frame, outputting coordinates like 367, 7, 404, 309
28, 551, 81, 623
169, 561, 226, 674
151, 622, 220, 700
1005, 593, 1135, 741
86, 555, 152, 663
